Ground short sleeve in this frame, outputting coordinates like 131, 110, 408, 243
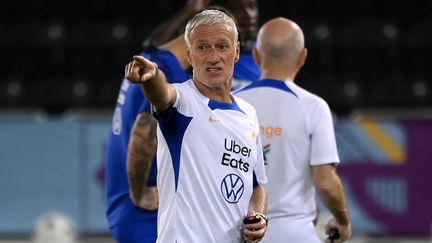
309, 99, 340, 165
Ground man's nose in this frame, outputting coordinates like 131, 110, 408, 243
208, 48, 220, 63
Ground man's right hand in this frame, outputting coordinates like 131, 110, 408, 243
125, 55, 158, 84
324, 218, 351, 243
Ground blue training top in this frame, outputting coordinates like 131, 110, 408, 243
232, 48, 261, 91
105, 46, 190, 228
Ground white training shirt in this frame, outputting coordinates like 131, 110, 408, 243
235, 79, 340, 223
155, 79, 267, 243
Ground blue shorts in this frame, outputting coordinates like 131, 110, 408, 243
110, 220, 157, 243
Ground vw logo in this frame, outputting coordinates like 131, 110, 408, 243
221, 174, 244, 204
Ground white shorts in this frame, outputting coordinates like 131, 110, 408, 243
262, 217, 321, 243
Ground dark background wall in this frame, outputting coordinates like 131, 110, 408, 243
1, 0, 431, 115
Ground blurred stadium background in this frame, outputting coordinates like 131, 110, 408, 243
0, 0, 431, 242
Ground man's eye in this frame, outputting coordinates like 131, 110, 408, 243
219, 44, 228, 50
198, 45, 206, 50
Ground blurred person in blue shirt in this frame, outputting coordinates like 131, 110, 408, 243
105, 34, 190, 243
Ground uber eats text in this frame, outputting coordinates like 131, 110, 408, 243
221, 138, 251, 172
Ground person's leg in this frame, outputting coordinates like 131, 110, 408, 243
111, 220, 157, 243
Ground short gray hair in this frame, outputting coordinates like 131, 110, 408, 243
184, 9, 238, 49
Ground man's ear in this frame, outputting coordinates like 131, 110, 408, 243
298, 48, 308, 68
252, 48, 261, 66
235, 41, 240, 63
186, 49, 192, 65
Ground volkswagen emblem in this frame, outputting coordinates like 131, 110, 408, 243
221, 174, 244, 204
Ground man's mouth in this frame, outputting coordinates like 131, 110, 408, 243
207, 67, 222, 72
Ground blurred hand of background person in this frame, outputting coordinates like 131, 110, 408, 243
127, 112, 159, 211
142, 0, 211, 48
188, 0, 211, 12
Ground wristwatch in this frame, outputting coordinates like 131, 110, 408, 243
256, 212, 268, 225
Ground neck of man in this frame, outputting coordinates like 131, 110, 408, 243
260, 65, 296, 82
194, 79, 233, 103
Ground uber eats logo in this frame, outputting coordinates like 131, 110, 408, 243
221, 138, 251, 172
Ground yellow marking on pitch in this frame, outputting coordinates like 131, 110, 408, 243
358, 117, 406, 164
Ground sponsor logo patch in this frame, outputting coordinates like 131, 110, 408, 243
220, 173, 244, 203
